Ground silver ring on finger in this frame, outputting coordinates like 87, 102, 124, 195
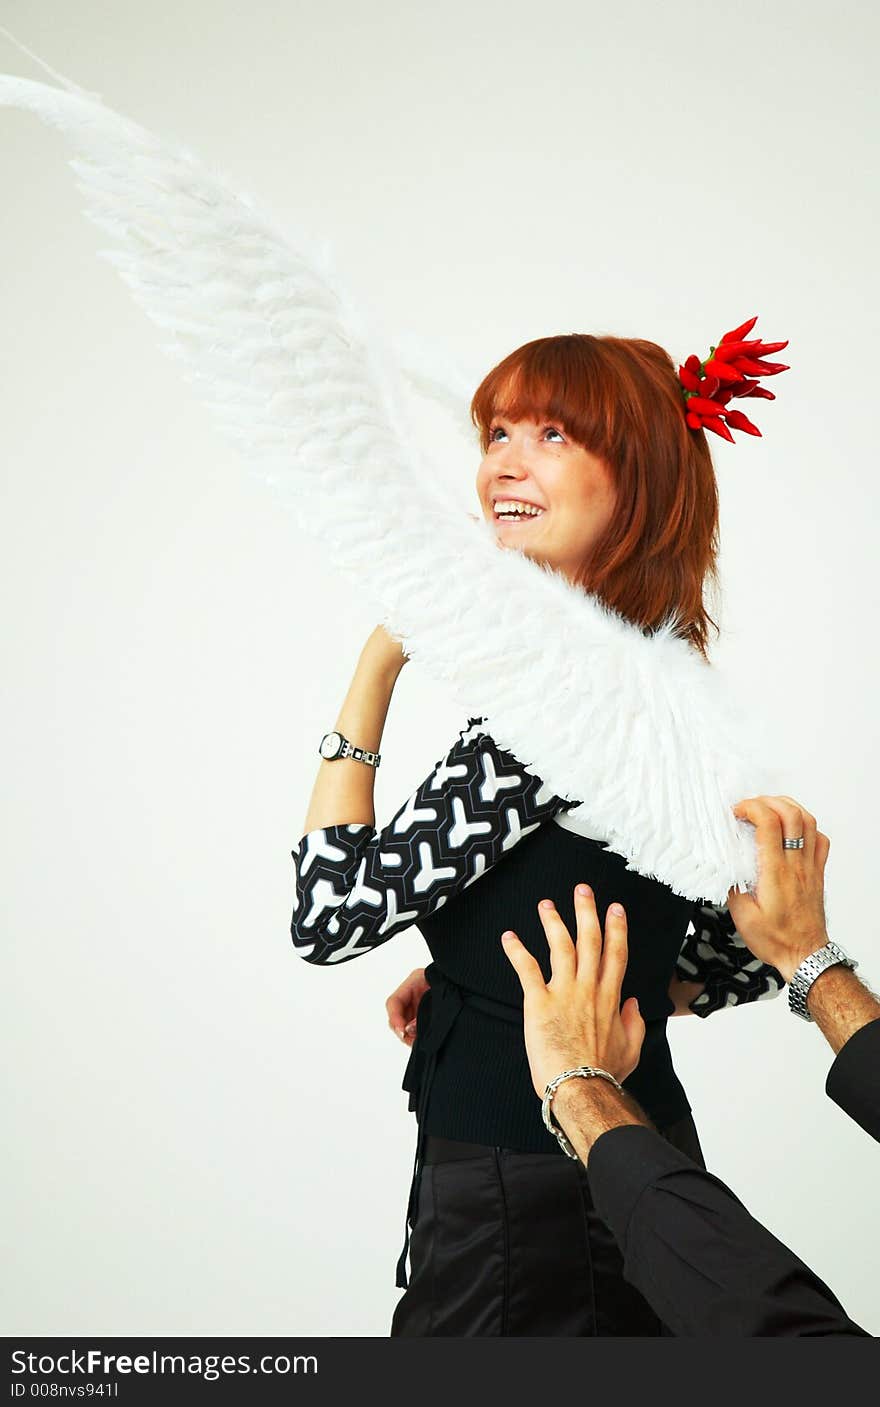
782, 836, 805, 849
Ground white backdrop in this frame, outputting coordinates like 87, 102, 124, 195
1, 0, 878, 1337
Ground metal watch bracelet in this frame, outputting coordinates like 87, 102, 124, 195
787, 940, 858, 1022
318, 730, 381, 767
541, 1066, 624, 1160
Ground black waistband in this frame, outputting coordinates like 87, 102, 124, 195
423, 1133, 566, 1163
424, 1134, 496, 1162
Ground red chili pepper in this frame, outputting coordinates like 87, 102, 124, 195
719, 315, 758, 344
752, 339, 789, 356
732, 357, 790, 377
726, 379, 774, 401
702, 415, 735, 443
678, 363, 702, 392
704, 358, 745, 384
687, 396, 729, 416
717, 338, 789, 361
712, 339, 764, 362
681, 316, 788, 441
738, 385, 775, 400
723, 409, 761, 436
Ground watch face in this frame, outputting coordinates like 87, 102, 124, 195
320, 732, 342, 759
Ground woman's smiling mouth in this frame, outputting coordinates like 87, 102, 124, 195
492, 498, 547, 524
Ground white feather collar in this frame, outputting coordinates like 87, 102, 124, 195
383, 514, 781, 905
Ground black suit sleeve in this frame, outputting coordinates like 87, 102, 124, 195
587, 1125, 870, 1337
825, 1017, 880, 1143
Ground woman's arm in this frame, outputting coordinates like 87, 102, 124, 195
290, 715, 574, 965
299, 624, 407, 837
667, 975, 707, 1015
671, 902, 786, 1016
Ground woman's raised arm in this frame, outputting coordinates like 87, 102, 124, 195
299, 624, 408, 837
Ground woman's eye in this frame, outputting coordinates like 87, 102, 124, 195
488, 425, 564, 443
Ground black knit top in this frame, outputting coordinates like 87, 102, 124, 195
290, 717, 784, 1147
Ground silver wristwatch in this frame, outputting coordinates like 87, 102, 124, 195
541, 1066, 624, 1160
318, 730, 381, 767
788, 939, 858, 1021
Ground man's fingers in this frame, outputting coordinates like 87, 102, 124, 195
501, 930, 548, 996
598, 902, 629, 1006
619, 995, 646, 1070
733, 795, 817, 866
732, 796, 784, 880
816, 831, 831, 870
536, 900, 577, 983
765, 795, 814, 862
726, 882, 755, 928
732, 795, 783, 833
573, 884, 602, 986
733, 794, 811, 836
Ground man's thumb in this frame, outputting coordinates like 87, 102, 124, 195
621, 995, 645, 1041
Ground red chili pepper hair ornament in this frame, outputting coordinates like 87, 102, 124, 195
678, 315, 789, 443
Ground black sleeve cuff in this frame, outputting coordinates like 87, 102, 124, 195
825, 1017, 880, 1142
587, 1124, 701, 1245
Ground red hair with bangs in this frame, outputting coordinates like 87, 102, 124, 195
470, 333, 721, 662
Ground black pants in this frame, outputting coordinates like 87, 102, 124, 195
390, 1110, 706, 1337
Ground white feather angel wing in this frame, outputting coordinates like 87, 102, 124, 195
0, 67, 777, 904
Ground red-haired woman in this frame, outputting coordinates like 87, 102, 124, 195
291, 333, 784, 1336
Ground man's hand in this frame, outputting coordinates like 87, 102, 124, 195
386, 967, 429, 1046
500, 885, 646, 1099
727, 796, 831, 983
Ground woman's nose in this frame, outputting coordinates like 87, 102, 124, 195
494, 442, 526, 472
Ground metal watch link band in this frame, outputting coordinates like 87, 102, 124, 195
340, 739, 380, 765
788, 940, 858, 1022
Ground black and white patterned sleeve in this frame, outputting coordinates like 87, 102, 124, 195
290, 716, 575, 966
674, 902, 786, 1017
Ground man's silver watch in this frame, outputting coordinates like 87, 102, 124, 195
788, 939, 858, 1022
318, 731, 381, 767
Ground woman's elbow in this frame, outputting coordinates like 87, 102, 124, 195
289, 883, 337, 962
290, 915, 330, 964
290, 913, 389, 966
289, 912, 367, 965
289, 870, 359, 955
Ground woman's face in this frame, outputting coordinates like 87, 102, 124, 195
475, 413, 618, 586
